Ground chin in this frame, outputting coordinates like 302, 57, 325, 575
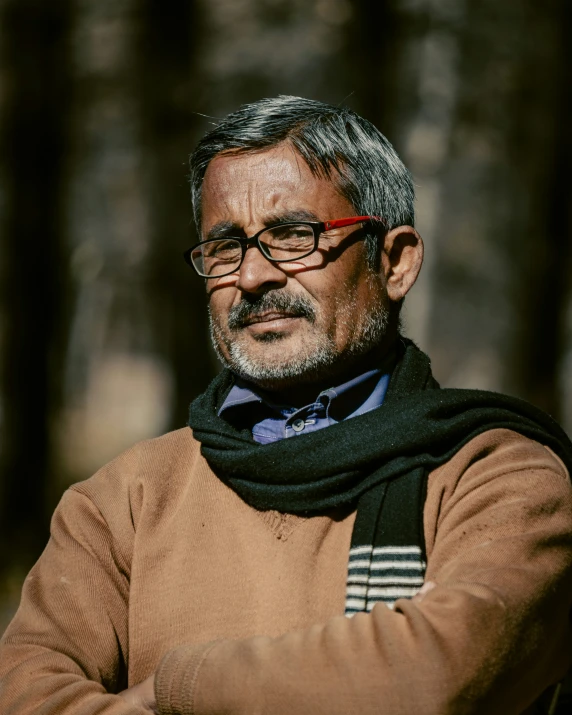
220, 335, 341, 389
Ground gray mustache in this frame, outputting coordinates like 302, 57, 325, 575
227, 292, 316, 330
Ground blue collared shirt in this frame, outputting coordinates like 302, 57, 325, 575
219, 369, 390, 444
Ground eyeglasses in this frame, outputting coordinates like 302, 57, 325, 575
184, 215, 383, 278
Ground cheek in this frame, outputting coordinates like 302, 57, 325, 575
208, 294, 230, 329
207, 278, 240, 325
317, 261, 367, 309
323, 267, 386, 331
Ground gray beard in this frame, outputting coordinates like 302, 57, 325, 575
208, 290, 390, 388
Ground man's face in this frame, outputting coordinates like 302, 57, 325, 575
201, 143, 390, 390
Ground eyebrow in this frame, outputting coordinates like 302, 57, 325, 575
205, 221, 241, 241
263, 209, 320, 224
204, 209, 321, 241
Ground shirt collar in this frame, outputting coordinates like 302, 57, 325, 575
219, 368, 389, 423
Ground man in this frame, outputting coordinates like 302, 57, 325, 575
1, 96, 572, 715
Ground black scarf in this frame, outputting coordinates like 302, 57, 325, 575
188, 339, 572, 613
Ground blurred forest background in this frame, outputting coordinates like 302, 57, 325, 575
0, 0, 571, 630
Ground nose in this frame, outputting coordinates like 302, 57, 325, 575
235, 244, 287, 295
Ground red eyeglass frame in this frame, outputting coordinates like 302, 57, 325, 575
322, 215, 383, 231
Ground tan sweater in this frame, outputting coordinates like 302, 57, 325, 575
1, 427, 571, 714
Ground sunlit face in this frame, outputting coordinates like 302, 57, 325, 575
201, 143, 391, 390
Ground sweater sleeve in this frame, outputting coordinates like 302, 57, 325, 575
0, 486, 146, 715
154, 431, 572, 715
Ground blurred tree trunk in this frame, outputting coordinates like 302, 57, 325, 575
425, 0, 571, 423
0, 0, 73, 574
57, 0, 197, 482
348, 0, 427, 130
196, 0, 355, 120
136, 0, 215, 428
508, 0, 572, 420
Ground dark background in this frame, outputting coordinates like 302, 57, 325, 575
1, 0, 571, 630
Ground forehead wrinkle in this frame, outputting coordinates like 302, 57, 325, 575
201, 144, 351, 237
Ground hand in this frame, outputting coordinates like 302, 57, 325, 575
119, 673, 158, 713
412, 580, 436, 602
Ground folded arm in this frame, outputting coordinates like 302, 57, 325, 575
153, 434, 572, 715
0, 486, 146, 714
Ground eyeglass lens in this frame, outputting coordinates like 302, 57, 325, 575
191, 223, 316, 277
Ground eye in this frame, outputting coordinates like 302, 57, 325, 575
266, 224, 314, 242
204, 239, 241, 259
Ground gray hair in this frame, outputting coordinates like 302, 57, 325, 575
189, 96, 414, 266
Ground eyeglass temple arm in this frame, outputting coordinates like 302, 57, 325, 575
323, 216, 384, 231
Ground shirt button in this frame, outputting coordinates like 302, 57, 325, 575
291, 418, 305, 432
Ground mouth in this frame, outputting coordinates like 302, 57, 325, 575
241, 311, 303, 327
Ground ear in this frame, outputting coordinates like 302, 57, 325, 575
381, 225, 424, 302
